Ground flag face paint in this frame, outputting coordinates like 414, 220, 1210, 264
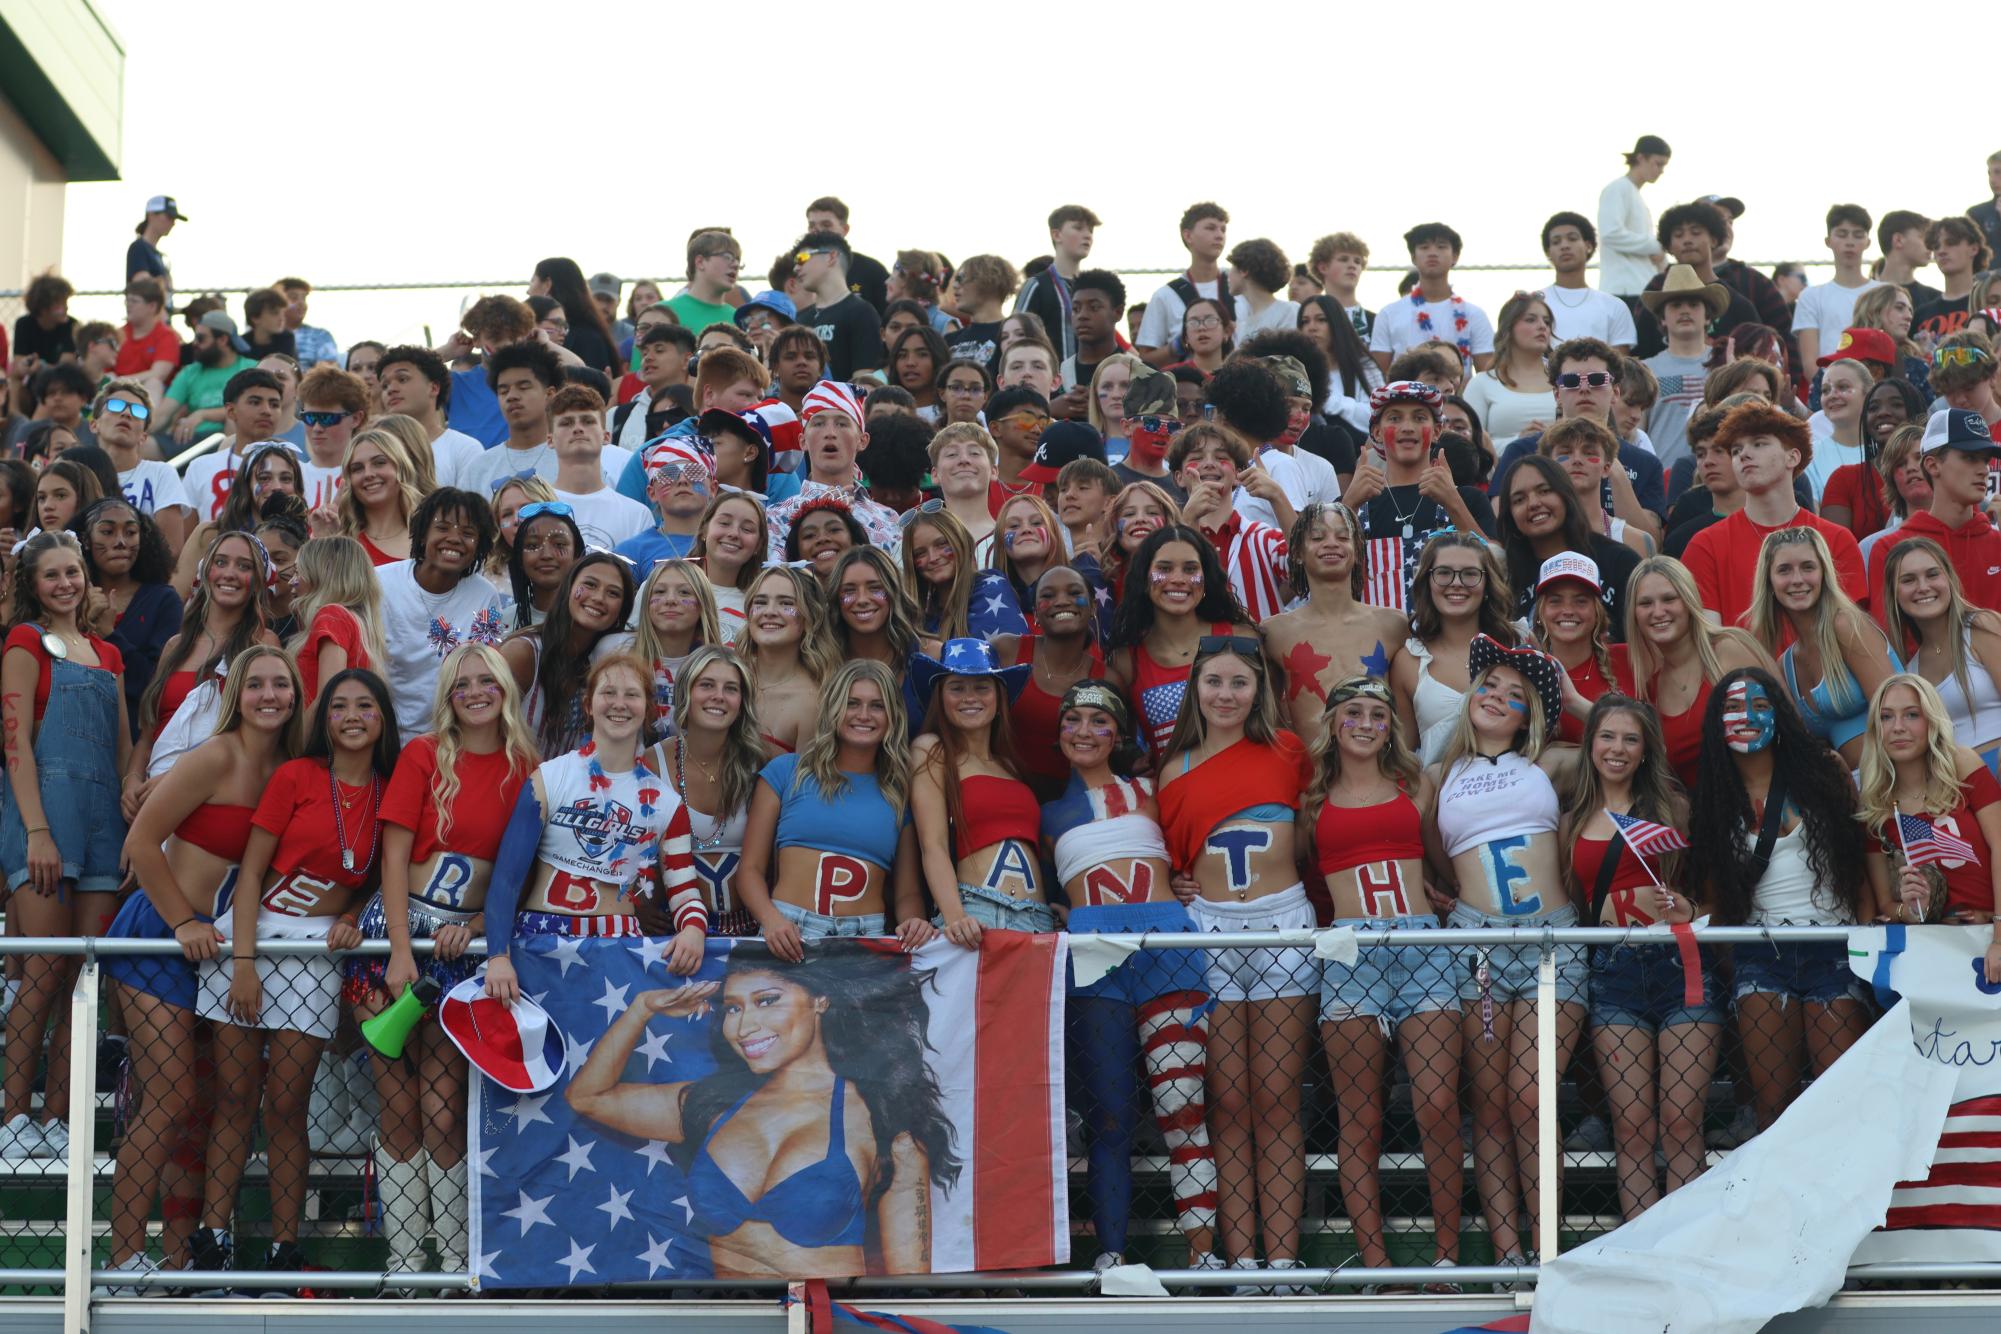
1723, 680, 1775, 753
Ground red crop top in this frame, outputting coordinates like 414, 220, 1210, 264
1572, 831, 1667, 926
1314, 792, 1423, 877
175, 803, 255, 862
955, 773, 1042, 858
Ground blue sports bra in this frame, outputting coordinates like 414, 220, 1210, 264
763, 754, 905, 868
1782, 643, 1900, 750
1175, 753, 1294, 824
687, 1076, 865, 1249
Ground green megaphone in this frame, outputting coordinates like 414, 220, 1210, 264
361, 976, 442, 1059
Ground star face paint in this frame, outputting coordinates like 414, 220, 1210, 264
1723, 679, 1776, 754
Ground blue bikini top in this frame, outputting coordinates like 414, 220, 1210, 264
686, 1076, 866, 1250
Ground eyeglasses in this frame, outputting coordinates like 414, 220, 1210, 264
1130, 415, 1183, 435
299, 410, 352, 428
1430, 566, 1487, 586
1934, 346, 1992, 369
1554, 372, 1617, 390
1196, 634, 1262, 658
898, 497, 947, 529
944, 381, 987, 396
487, 469, 537, 493
516, 501, 574, 521
1186, 316, 1223, 331
100, 397, 150, 423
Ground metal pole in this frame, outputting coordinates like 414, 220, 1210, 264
1536, 940, 1559, 1265
63, 956, 100, 1334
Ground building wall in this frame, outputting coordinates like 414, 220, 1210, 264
0, 83, 68, 288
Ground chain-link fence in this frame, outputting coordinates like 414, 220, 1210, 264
0, 926, 1982, 1305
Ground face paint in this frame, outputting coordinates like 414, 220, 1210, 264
1723, 679, 1776, 754
1506, 698, 1527, 714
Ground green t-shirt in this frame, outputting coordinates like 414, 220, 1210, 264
166, 357, 251, 438
665, 293, 738, 337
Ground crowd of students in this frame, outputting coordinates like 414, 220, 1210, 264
8, 167, 2001, 1295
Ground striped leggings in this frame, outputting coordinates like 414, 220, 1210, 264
1070, 990, 1218, 1252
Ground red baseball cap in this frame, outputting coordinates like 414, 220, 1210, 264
1816, 327, 1896, 369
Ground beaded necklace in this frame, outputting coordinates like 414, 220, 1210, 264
580, 737, 663, 876
1410, 291, 1472, 364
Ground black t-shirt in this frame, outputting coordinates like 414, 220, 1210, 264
1903, 279, 1943, 311
246, 330, 297, 361
1298, 417, 1360, 478
1510, 535, 1640, 640
1916, 294, 1974, 344
563, 323, 620, 378
847, 252, 890, 317
11, 314, 77, 364
1665, 509, 1718, 559
798, 294, 884, 381
944, 321, 1003, 371
125, 237, 167, 283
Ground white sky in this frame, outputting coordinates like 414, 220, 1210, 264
47, 1, 2001, 341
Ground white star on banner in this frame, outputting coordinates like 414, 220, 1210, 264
473, 1249, 502, 1280
625, 934, 658, 971
558, 1239, 597, 1282
636, 1139, 674, 1176
555, 1135, 597, 1181
562, 1027, 595, 1073
982, 591, 1007, 617
667, 1191, 694, 1226
505, 1092, 553, 1131
546, 935, 588, 977
597, 1182, 635, 1228
472, 1145, 497, 1178
502, 1189, 555, 1236
592, 978, 633, 1025
636, 1234, 673, 1279
635, 1026, 673, 1073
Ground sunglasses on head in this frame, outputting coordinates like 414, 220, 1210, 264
298, 410, 351, 428
1197, 634, 1263, 659
1554, 372, 1617, 390
487, 469, 537, 494
898, 497, 947, 529
516, 501, 574, 521
100, 397, 150, 422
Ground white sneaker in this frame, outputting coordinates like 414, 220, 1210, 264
0, 1114, 42, 1160
36, 1119, 68, 1160
1268, 1256, 1312, 1297
93, 1253, 163, 1298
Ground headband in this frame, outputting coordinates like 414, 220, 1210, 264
1060, 681, 1130, 726
1328, 677, 1393, 708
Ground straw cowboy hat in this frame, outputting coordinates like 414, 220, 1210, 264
1641, 263, 1730, 319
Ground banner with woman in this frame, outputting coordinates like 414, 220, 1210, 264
466, 932, 1070, 1286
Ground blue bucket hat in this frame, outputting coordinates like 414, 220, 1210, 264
909, 637, 1032, 705
734, 290, 797, 328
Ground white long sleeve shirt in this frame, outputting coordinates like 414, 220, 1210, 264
1596, 176, 1658, 297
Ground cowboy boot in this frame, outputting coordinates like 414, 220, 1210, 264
374, 1142, 430, 1291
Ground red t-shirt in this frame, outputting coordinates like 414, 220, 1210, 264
1868, 766, 2001, 916
298, 605, 370, 703
3, 625, 123, 721
1820, 463, 1890, 543
380, 735, 527, 863
1682, 507, 1866, 630
252, 756, 383, 891
1557, 643, 1634, 746
114, 322, 181, 377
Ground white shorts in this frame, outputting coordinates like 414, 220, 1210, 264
196, 911, 343, 1039
1187, 883, 1316, 1003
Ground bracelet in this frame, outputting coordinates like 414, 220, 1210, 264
23, 824, 49, 835
167, 915, 191, 931
232, 953, 255, 960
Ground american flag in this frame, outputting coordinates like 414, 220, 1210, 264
1609, 810, 1691, 859
1216, 520, 1289, 623
1139, 679, 1186, 754
1884, 1095, 2001, 1233
1362, 537, 1408, 612
1898, 811, 1980, 867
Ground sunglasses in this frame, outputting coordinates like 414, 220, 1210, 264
1554, 372, 1617, 390
898, 497, 947, 529
100, 397, 150, 423
1197, 634, 1263, 658
996, 411, 1051, 430
487, 469, 537, 493
516, 501, 574, 521
1934, 346, 1992, 369
1130, 415, 1183, 435
794, 248, 835, 267
299, 410, 352, 428
650, 461, 707, 485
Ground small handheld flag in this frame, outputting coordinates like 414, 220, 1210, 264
1608, 810, 1690, 859
1896, 810, 1978, 868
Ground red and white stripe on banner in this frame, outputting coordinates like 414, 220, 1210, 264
1362, 536, 1407, 612
1883, 1095, 2001, 1231
924, 931, 1071, 1273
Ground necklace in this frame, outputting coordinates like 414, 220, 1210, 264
328, 767, 382, 874
674, 739, 730, 852
1385, 484, 1425, 540
1547, 285, 1591, 309
581, 738, 664, 874
1410, 291, 1472, 364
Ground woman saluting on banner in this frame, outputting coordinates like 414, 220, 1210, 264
565, 950, 962, 1279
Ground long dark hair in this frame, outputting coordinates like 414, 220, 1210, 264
1295, 295, 1375, 398
533, 257, 617, 360
671, 949, 964, 1205
215, 443, 304, 535
1110, 524, 1246, 649
1495, 454, 1595, 616
519, 552, 637, 756
505, 508, 585, 631
1688, 666, 1867, 924
888, 324, 951, 400
302, 666, 402, 779
77, 497, 173, 586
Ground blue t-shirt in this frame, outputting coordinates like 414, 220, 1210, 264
447, 369, 506, 447
760, 753, 906, 869
614, 529, 694, 583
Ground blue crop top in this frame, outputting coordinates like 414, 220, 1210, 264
762, 754, 906, 869
687, 1076, 865, 1249
1782, 643, 1900, 750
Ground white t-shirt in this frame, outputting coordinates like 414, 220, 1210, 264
455, 441, 619, 501
300, 460, 344, 512
1460, 371, 1558, 447
180, 441, 268, 522
428, 428, 485, 489
118, 461, 192, 518
1232, 296, 1301, 341
375, 560, 507, 734
1235, 449, 1308, 531
1368, 295, 1496, 362
554, 486, 654, 550
1543, 284, 1639, 346
1803, 431, 1865, 504
1791, 279, 1883, 355
1136, 276, 1220, 352
1269, 444, 1341, 508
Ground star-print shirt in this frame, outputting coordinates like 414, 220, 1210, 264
764, 480, 903, 562
377, 560, 506, 736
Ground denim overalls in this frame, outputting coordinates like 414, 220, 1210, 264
0, 629, 126, 894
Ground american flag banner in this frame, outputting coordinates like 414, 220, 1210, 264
1361, 536, 1408, 613
467, 932, 1070, 1287
1897, 811, 1981, 868
1608, 810, 1690, 859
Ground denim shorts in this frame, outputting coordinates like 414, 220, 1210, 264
1589, 942, 1726, 1031
1448, 900, 1588, 1008
944, 882, 1057, 933
1068, 901, 1210, 1005
774, 899, 886, 939
1732, 938, 1867, 1007
1319, 914, 1461, 1028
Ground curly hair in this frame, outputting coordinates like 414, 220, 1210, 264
1110, 524, 1247, 650
671, 948, 963, 1203
410, 488, 498, 576
504, 507, 584, 632
1203, 357, 1290, 442
1287, 501, 1365, 602
77, 497, 173, 587
1689, 666, 1867, 924
784, 496, 866, 567
6, 530, 92, 633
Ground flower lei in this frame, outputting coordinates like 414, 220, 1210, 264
1410, 291, 1472, 365
580, 738, 663, 877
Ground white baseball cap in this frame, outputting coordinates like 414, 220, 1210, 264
1536, 552, 1602, 594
